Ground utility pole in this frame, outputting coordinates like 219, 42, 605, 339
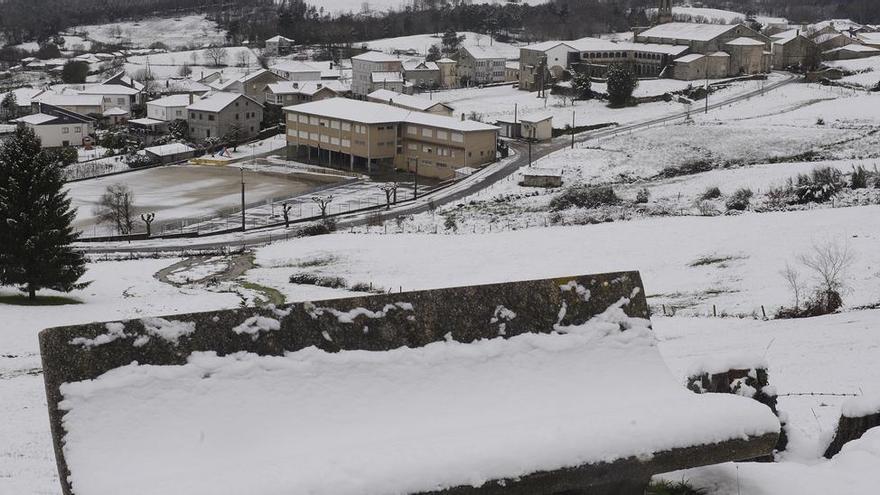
704, 59, 709, 115
571, 110, 575, 149
240, 167, 246, 232
413, 160, 419, 199
527, 137, 532, 167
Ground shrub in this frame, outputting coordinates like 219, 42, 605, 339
851, 165, 868, 189
816, 117, 825, 126
788, 167, 844, 204
659, 159, 713, 178
694, 200, 719, 216
765, 186, 792, 208
606, 64, 638, 106
635, 187, 650, 203
297, 219, 335, 237
700, 186, 722, 200
725, 188, 753, 211
550, 185, 619, 211
443, 212, 458, 232
289, 273, 347, 289
646, 480, 705, 495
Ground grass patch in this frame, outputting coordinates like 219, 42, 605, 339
646, 480, 705, 495
0, 294, 82, 306
289, 273, 348, 289
239, 281, 286, 307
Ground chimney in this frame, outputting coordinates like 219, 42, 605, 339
317, 83, 322, 89
189, 93, 194, 105
461, 113, 465, 121
329, 62, 333, 70
293, 82, 298, 89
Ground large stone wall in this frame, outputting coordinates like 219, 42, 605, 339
40, 271, 650, 495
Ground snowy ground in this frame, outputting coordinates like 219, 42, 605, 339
358, 31, 521, 59
71, 15, 227, 49
826, 55, 880, 89
124, 46, 260, 80
436, 74, 786, 129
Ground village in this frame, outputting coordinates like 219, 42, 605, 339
1, 0, 880, 494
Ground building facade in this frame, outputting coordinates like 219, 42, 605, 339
351, 51, 404, 97
283, 98, 498, 179
13, 103, 95, 147
187, 93, 263, 142
458, 46, 508, 84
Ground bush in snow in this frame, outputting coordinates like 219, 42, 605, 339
725, 188, 753, 211
787, 167, 844, 204
700, 186, 722, 200
645, 480, 705, 495
851, 165, 869, 189
694, 200, 720, 216
635, 187, 650, 204
289, 273, 347, 289
443, 212, 459, 232
549, 184, 619, 211
776, 241, 853, 319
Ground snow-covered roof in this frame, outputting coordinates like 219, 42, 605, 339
523, 167, 562, 177
79, 84, 141, 96
708, 51, 731, 57
371, 71, 404, 83
523, 41, 576, 53
770, 28, 800, 41
33, 94, 104, 107
436, 58, 456, 63
825, 44, 880, 54
148, 94, 192, 107
402, 60, 439, 71
209, 78, 240, 91
239, 69, 275, 83
128, 117, 165, 126
266, 35, 294, 43
812, 19, 863, 33
812, 33, 846, 44
266, 81, 344, 96
637, 22, 739, 42
520, 113, 553, 124
462, 45, 508, 60
367, 89, 450, 112
284, 97, 497, 132
858, 32, 880, 44
725, 37, 766, 46
103, 107, 129, 116
352, 51, 401, 63
144, 142, 196, 157
188, 92, 259, 112
675, 53, 705, 64
270, 60, 321, 74
13, 113, 58, 125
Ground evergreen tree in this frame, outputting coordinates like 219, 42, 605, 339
1, 92, 18, 121
441, 28, 465, 55
0, 127, 87, 300
571, 71, 592, 100
606, 64, 638, 107
426, 44, 442, 62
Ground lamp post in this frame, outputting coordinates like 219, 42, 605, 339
240, 167, 246, 232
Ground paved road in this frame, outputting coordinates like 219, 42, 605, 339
83, 73, 798, 254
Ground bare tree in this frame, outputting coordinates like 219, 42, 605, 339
178, 63, 192, 77
378, 182, 399, 210
235, 50, 251, 68
205, 46, 228, 67
94, 184, 136, 234
190, 50, 200, 66
780, 263, 805, 311
798, 241, 854, 309
311, 195, 333, 218
141, 212, 155, 236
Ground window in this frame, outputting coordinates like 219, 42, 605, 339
235, 113, 240, 120
319, 119, 328, 127
330, 120, 340, 129
309, 132, 318, 141
320, 135, 329, 143
421, 128, 432, 138
299, 114, 308, 123
407, 143, 418, 150
407, 126, 417, 135
451, 133, 463, 143
62, 127, 69, 134
117, 97, 125, 105
341, 122, 351, 131
298, 130, 308, 138
341, 139, 350, 147
198, 113, 203, 120
190, 112, 195, 119
437, 130, 448, 140
422, 145, 432, 153
310, 116, 319, 125
74, 126, 82, 133
208, 114, 215, 121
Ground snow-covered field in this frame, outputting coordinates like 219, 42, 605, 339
72, 14, 227, 49
359, 31, 521, 59
826, 55, 880, 88
322, 0, 546, 15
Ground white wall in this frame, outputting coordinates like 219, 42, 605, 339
29, 123, 90, 147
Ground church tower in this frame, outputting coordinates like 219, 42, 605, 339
657, 0, 673, 24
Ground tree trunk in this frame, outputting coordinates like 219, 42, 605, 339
28, 285, 36, 300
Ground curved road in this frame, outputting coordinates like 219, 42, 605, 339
84, 73, 798, 254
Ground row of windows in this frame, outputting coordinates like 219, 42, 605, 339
61, 126, 83, 134
583, 51, 665, 61
405, 125, 463, 142
406, 142, 458, 158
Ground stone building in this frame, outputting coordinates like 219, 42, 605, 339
458, 45, 508, 84
187, 92, 263, 142
403, 60, 441, 89
351, 51, 403, 97
635, 22, 770, 56
771, 35, 818, 69
436, 58, 458, 88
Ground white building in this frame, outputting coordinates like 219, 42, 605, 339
351, 51, 403, 97
13, 104, 95, 148
146, 94, 193, 121
458, 45, 508, 84
265, 35, 295, 56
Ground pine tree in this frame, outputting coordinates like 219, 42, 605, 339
606, 64, 638, 107
0, 127, 88, 300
